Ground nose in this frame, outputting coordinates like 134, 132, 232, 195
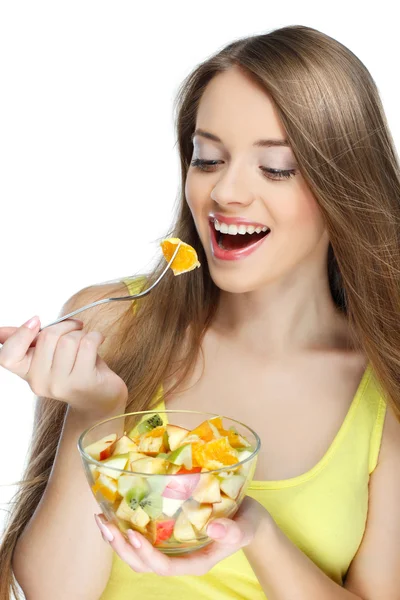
210, 161, 255, 209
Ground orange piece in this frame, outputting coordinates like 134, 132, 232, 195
227, 429, 250, 449
189, 421, 215, 442
208, 416, 229, 435
160, 238, 201, 276
91, 480, 117, 503
191, 441, 205, 468
193, 437, 239, 470
145, 426, 166, 438
208, 416, 249, 449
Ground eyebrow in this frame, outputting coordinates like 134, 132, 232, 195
191, 128, 291, 148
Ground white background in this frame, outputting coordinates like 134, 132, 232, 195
0, 0, 399, 550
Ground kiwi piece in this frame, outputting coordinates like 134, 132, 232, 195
139, 492, 163, 520
137, 414, 163, 435
118, 474, 149, 498
125, 480, 150, 510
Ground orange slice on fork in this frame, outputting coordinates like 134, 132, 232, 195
160, 238, 201, 276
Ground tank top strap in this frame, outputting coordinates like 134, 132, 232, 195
363, 368, 388, 474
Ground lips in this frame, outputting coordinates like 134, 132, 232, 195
209, 220, 271, 261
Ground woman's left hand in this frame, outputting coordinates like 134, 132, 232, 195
94, 496, 270, 576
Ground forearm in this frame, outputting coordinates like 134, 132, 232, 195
244, 516, 363, 600
13, 400, 127, 600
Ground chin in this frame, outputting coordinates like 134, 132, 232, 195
208, 269, 263, 295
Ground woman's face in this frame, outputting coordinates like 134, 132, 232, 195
185, 66, 329, 293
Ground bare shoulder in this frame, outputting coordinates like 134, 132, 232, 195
60, 280, 134, 356
344, 399, 400, 597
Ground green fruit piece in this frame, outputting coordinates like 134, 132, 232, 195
167, 443, 192, 470
117, 474, 149, 498
156, 453, 170, 459
147, 474, 168, 495
137, 414, 163, 435
140, 492, 163, 519
125, 479, 150, 510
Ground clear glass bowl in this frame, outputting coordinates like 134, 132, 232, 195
78, 410, 260, 555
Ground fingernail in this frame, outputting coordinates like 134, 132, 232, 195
94, 514, 114, 542
127, 529, 141, 548
208, 522, 226, 538
23, 316, 39, 330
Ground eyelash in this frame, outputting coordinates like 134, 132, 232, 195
190, 158, 296, 181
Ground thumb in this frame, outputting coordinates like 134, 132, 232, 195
206, 518, 248, 546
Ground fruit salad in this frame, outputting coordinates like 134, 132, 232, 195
82, 413, 257, 552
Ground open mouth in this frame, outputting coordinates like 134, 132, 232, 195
216, 228, 270, 251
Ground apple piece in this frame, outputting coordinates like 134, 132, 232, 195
165, 425, 190, 451
176, 434, 202, 447
138, 427, 168, 455
117, 474, 149, 498
192, 473, 221, 504
166, 463, 181, 474
197, 494, 237, 535
148, 518, 175, 545
177, 466, 202, 474
162, 496, 185, 517
113, 435, 139, 454
211, 493, 237, 518
218, 474, 246, 500
167, 443, 193, 470
97, 454, 129, 479
91, 473, 118, 503
173, 511, 197, 542
217, 469, 236, 478
116, 496, 138, 521
236, 450, 254, 476
88, 464, 100, 481
182, 499, 212, 531
84, 433, 117, 461
162, 472, 200, 501
130, 456, 168, 475
130, 505, 150, 533
128, 451, 148, 463
208, 421, 222, 439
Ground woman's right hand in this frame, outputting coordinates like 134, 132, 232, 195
0, 316, 129, 417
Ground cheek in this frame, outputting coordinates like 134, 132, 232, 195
184, 176, 209, 236
185, 174, 197, 212
274, 187, 325, 235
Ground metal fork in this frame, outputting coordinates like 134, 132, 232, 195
38, 241, 183, 332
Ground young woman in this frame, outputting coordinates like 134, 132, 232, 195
1, 24, 399, 600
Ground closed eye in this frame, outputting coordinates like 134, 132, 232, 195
190, 158, 296, 181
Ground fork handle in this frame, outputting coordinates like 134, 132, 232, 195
38, 240, 182, 332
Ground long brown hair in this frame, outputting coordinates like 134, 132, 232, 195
2, 24, 400, 599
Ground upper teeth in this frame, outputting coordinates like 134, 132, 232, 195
213, 219, 270, 235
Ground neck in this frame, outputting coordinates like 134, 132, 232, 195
211, 268, 354, 359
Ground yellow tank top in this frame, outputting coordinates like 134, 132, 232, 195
99, 277, 387, 599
